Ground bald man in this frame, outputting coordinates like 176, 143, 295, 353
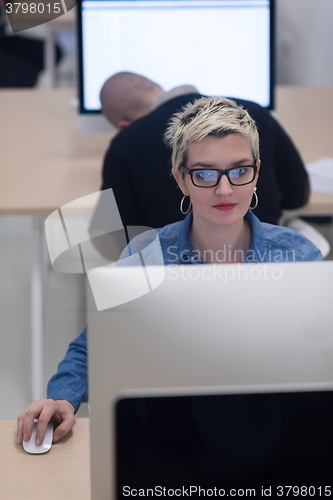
100, 72, 309, 227
100, 72, 164, 129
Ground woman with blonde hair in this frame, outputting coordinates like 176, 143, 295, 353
17, 96, 321, 448
126, 96, 322, 265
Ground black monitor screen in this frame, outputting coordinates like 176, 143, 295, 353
115, 390, 333, 497
78, 0, 275, 114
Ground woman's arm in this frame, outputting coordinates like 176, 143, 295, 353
17, 328, 88, 446
47, 328, 88, 412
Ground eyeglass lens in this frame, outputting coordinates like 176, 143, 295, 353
192, 166, 255, 187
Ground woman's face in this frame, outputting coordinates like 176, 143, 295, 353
174, 133, 260, 229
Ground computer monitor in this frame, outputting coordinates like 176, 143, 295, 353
77, 0, 275, 131
115, 386, 333, 495
87, 261, 333, 499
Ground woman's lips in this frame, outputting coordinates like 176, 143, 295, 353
213, 203, 237, 211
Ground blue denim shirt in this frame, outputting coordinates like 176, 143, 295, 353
47, 210, 322, 411
123, 210, 322, 265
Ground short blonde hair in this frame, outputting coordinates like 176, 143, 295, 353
164, 96, 260, 174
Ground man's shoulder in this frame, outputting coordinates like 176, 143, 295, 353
110, 93, 203, 147
155, 92, 202, 112
229, 97, 276, 134
231, 97, 269, 118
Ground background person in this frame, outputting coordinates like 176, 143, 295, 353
17, 97, 321, 447
99, 72, 309, 228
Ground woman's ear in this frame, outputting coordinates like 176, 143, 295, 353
256, 159, 261, 174
173, 169, 190, 196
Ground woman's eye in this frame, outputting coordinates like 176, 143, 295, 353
230, 167, 246, 178
197, 170, 216, 181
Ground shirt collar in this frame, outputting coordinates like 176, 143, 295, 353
244, 210, 267, 263
177, 210, 266, 264
177, 211, 204, 264
149, 85, 199, 112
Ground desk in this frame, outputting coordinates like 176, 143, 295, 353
275, 86, 333, 216
0, 418, 90, 500
1, 86, 333, 214
0, 87, 333, 400
0, 89, 111, 214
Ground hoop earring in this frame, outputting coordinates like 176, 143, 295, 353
180, 195, 192, 215
250, 187, 258, 210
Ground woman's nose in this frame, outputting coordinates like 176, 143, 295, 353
215, 174, 234, 195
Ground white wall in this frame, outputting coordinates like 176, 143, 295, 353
276, 0, 333, 85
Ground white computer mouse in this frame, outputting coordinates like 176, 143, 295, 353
23, 422, 53, 454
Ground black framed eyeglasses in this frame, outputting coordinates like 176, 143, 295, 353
180, 165, 258, 188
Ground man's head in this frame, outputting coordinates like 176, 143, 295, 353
100, 72, 164, 129
164, 96, 260, 175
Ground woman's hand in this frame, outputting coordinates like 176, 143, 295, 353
17, 398, 76, 446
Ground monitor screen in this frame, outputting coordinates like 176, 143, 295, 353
116, 390, 333, 493
78, 0, 275, 114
